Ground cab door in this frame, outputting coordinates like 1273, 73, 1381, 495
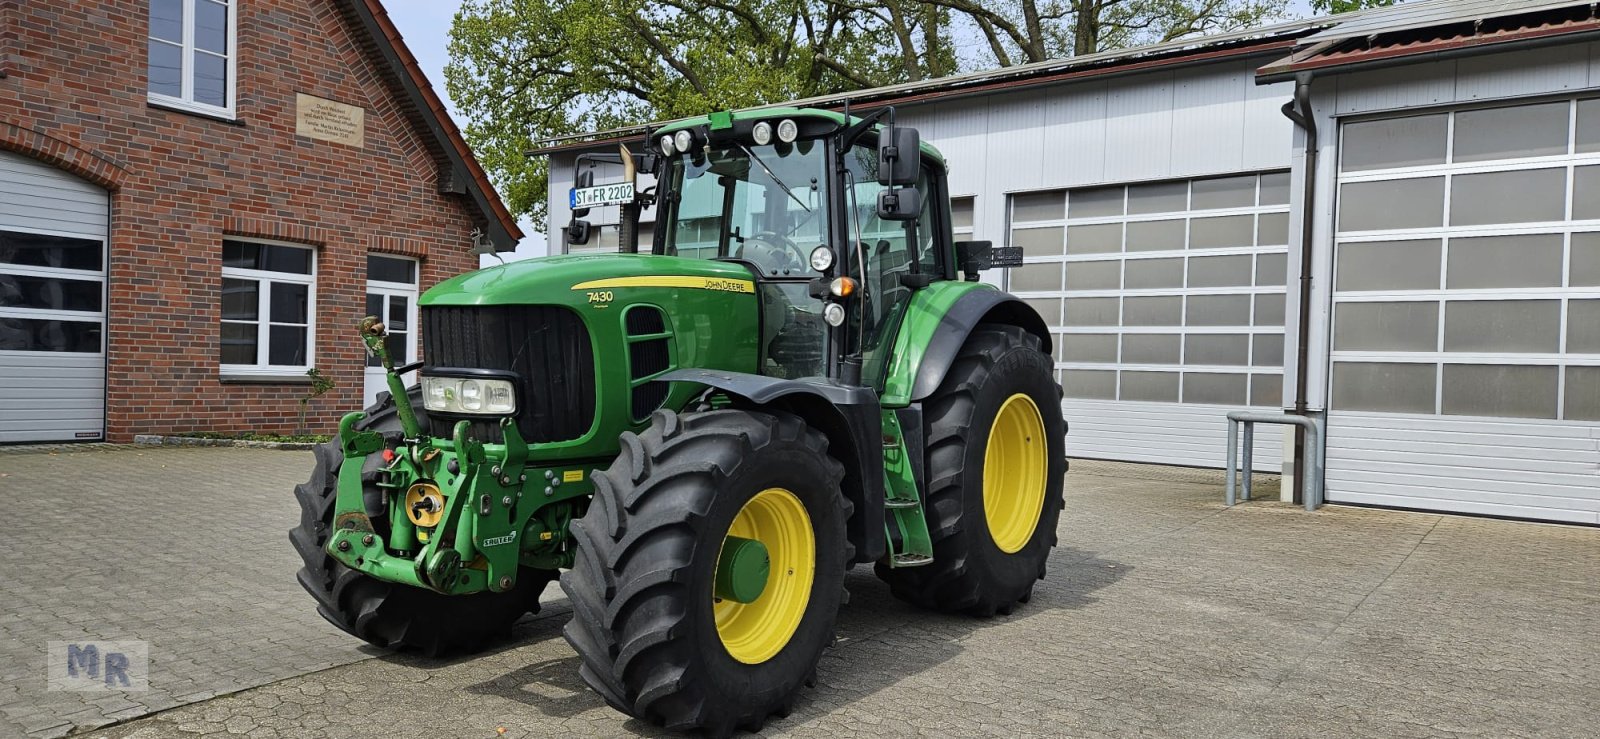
842, 159, 939, 389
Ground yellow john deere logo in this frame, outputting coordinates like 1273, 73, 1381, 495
570, 276, 756, 294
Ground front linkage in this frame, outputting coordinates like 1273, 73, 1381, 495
322, 318, 588, 596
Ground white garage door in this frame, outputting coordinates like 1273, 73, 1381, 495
1010, 173, 1291, 470
1326, 97, 1600, 524
0, 150, 108, 443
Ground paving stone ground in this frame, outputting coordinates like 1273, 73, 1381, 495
4, 448, 1597, 738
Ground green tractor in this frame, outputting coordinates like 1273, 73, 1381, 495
290, 106, 1066, 734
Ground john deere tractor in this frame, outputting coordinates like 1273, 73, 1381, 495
291, 106, 1066, 734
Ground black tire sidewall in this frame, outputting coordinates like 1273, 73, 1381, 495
958, 340, 1066, 597
688, 437, 847, 707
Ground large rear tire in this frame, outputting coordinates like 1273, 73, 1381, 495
288, 389, 555, 657
561, 409, 850, 737
876, 324, 1066, 616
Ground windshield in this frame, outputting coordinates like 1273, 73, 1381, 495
658, 140, 829, 278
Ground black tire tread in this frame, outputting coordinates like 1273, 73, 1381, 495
876, 324, 1067, 617
560, 408, 848, 736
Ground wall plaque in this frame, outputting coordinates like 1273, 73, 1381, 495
295, 93, 365, 148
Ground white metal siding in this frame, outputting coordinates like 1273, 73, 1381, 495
1067, 398, 1285, 469
0, 150, 108, 443
1326, 413, 1600, 524
0, 154, 109, 239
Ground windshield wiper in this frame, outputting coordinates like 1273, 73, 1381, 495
738, 143, 810, 214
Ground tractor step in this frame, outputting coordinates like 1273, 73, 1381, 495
891, 553, 934, 567
884, 498, 919, 509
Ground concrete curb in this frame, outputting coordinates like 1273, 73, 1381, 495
132, 435, 322, 451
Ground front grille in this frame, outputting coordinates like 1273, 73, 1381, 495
625, 306, 672, 421
422, 305, 596, 443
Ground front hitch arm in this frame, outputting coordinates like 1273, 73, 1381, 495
360, 316, 423, 439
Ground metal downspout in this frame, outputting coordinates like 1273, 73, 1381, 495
1279, 77, 1317, 503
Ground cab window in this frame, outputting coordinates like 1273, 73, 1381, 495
658, 141, 828, 279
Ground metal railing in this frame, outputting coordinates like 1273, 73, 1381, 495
1225, 411, 1323, 511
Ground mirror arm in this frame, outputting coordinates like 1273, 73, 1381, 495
839, 107, 891, 151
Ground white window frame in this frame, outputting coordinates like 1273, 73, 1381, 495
147, 0, 237, 119
364, 254, 420, 368
1007, 173, 1291, 407
1329, 95, 1600, 420
220, 238, 316, 379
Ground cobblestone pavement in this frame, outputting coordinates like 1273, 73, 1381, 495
7, 449, 1598, 737
0, 447, 365, 738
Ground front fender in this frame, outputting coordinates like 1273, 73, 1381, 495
658, 368, 887, 565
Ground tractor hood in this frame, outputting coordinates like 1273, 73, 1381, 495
422, 253, 759, 307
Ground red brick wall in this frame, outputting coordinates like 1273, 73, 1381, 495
0, 1, 483, 441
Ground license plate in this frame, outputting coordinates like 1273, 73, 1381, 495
570, 182, 635, 209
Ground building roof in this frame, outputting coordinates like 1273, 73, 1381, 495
1258, 0, 1600, 81
335, 0, 523, 250
528, 15, 1337, 156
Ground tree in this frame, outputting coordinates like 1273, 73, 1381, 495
1310, 0, 1398, 13
447, 0, 1289, 228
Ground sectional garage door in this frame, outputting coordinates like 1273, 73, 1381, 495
1325, 97, 1600, 524
1010, 173, 1291, 470
0, 150, 108, 443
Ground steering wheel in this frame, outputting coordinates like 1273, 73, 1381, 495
735, 231, 810, 276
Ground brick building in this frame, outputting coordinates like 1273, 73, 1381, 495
0, 0, 520, 443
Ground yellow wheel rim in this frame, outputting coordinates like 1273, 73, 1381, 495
983, 393, 1049, 554
714, 487, 815, 664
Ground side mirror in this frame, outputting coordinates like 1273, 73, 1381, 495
876, 186, 920, 221
877, 126, 920, 187
565, 219, 593, 246
572, 170, 595, 217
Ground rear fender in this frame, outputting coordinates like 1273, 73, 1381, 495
881, 283, 1052, 407
657, 368, 886, 565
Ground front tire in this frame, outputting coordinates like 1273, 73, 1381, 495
288, 389, 555, 656
876, 324, 1067, 616
561, 409, 849, 736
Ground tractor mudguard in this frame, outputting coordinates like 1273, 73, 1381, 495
882, 284, 1052, 408
657, 368, 887, 565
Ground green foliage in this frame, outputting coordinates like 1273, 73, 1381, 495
1310, 0, 1398, 13
447, 0, 1293, 228
297, 367, 336, 435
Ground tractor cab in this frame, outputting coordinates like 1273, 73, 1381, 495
565, 108, 987, 389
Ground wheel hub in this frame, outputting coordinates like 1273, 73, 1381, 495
714, 536, 771, 604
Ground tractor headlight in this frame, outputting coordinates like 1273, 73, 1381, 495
422, 375, 517, 415
823, 302, 846, 327
809, 246, 833, 272
658, 134, 676, 156
673, 130, 694, 154
752, 121, 773, 146
776, 118, 798, 143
